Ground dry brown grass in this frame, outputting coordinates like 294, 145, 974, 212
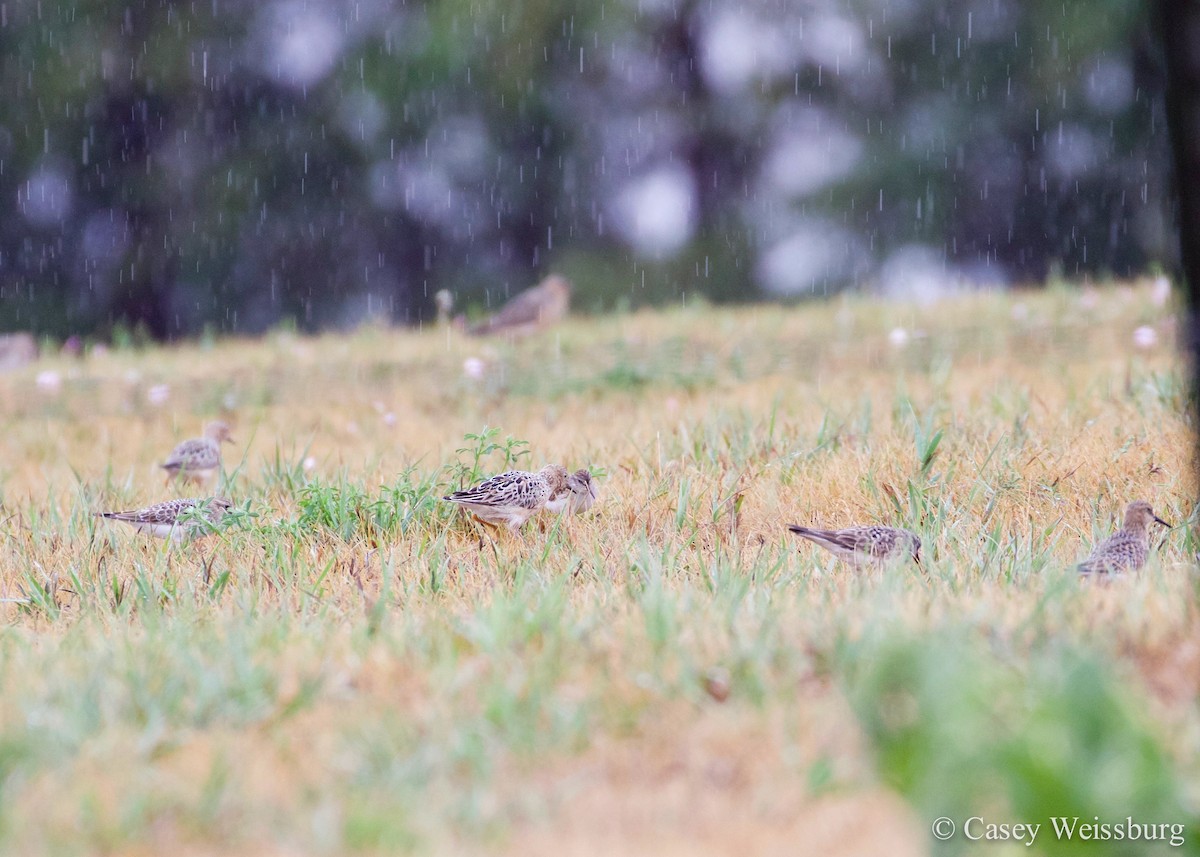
0, 280, 1195, 855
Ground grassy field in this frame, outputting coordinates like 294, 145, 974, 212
0, 281, 1197, 855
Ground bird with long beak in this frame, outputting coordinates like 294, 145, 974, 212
1078, 500, 1171, 577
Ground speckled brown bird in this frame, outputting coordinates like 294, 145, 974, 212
96, 497, 233, 543
443, 465, 570, 531
161, 421, 234, 486
786, 523, 922, 568
467, 275, 571, 337
1078, 500, 1170, 577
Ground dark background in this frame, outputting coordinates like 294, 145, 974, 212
0, 0, 1169, 339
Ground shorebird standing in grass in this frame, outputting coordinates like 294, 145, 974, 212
443, 465, 569, 531
545, 468, 598, 515
161, 421, 234, 486
467, 274, 571, 337
1078, 500, 1171, 578
95, 497, 233, 543
786, 523, 922, 568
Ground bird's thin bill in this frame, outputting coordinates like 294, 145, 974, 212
1153, 515, 1172, 527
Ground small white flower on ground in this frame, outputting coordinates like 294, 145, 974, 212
382, 412, 397, 427
303, 456, 317, 472
888, 327, 910, 347
146, 384, 170, 406
36, 370, 62, 393
1151, 276, 1171, 307
463, 357, 486, 380
1133, 325, 1158, 349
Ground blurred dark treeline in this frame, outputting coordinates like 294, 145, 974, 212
0, 0, 1169, 338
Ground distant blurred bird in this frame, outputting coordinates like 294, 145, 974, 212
467, 274, 571, 337
434, 289, 455, 326
96, 497, 232, 543
61, 335, 84, 358
443, 465, 569, 531
161, 421, 234, 486
0, 332, 37, 371
1078, 500, 1170, 577
786, 523, 922, 568
546, 468, 598, 515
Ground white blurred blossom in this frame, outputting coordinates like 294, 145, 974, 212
463, 357, 487, 380
36, 370, 62, 393
1133, 326, 1158, 349
146, 384, 171, 406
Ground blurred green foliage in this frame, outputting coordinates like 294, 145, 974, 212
840, 628, 1196, 856
0, 0, 1169, 338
